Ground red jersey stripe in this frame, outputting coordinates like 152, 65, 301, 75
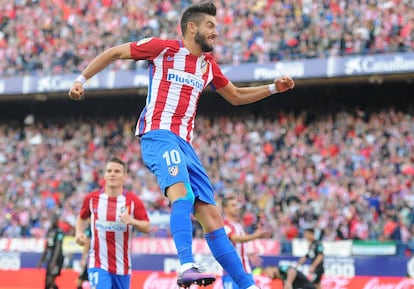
106, 197, 117, 274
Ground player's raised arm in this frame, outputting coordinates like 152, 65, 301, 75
216, 76, 295, 106
68, 42, 133, 100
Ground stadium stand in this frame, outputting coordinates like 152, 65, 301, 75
1, 1, 414, 258
1, 98, 414, 254
0, 0, 414, 77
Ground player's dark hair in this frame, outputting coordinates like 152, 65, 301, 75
221, 195, 236, 208
107, 156, 127, 173
180, 1, 216, 36
304, 228, 315, 234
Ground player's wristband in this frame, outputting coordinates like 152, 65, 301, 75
75, 75, 86, 85
268, 83, 277, 94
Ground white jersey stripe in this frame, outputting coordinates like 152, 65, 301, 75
97, 195, 109, 271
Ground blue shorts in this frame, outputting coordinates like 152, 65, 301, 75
88, 268, 130, 289
140, 130, 215, 205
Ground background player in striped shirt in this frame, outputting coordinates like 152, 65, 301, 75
69, 2, 295, 289
74, 157, 150, 289
222, 196, 271, 289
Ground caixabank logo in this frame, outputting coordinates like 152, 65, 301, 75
344, 55, 414, 75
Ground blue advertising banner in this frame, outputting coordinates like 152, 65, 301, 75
1, 52, 414, 96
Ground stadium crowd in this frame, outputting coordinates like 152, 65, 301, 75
1, 107, 414, 253
1, 0, 414, 77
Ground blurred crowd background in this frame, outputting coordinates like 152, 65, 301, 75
1, 0, 414, 256
1, 0, 414, 77
1, 104, 414, 253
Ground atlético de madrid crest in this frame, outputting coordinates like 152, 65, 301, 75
168, 166, 179, 176
201, 60, 208, 74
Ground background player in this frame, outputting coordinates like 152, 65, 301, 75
69, 2, 295, 289
296, 228, 324, 289
264, 265, 316, 289
37, 212, 65, 289
75, 157, 150, 289
221, 196, 271, 289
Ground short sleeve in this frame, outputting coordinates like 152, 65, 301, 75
132, 195, 150, 221
223, 220, 235, 238
279, 265, 288, 274
316, 243, 324, 254
56, 231, 64, 241
210, 59, 229, 90
130, 37, 170, 61
79, 194, 92, 219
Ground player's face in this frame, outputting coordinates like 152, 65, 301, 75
195, 15, 218, 52
304, 231, 314, 242
224, 199, 240, 218
104, 162, 126, 189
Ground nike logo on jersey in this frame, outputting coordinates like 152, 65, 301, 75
167, 69, 204, 91
166, 56, 174, 61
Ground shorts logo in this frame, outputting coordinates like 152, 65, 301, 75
168, 166, 179, 176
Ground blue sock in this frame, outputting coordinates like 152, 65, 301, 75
170, 199, 194, 265
205, 228, 255, 289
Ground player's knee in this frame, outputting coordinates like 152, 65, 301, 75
174, 182, 195, 203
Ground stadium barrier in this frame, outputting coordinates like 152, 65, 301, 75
1, 269, 414, 289
0, 238, 413, 277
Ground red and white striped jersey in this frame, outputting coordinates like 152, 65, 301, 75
79, 190, 149, 275
223, 219, 252, 274
130, 38, 229, 143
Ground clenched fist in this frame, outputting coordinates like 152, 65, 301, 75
275, 76, 295, 93
68, 81, 85, 101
